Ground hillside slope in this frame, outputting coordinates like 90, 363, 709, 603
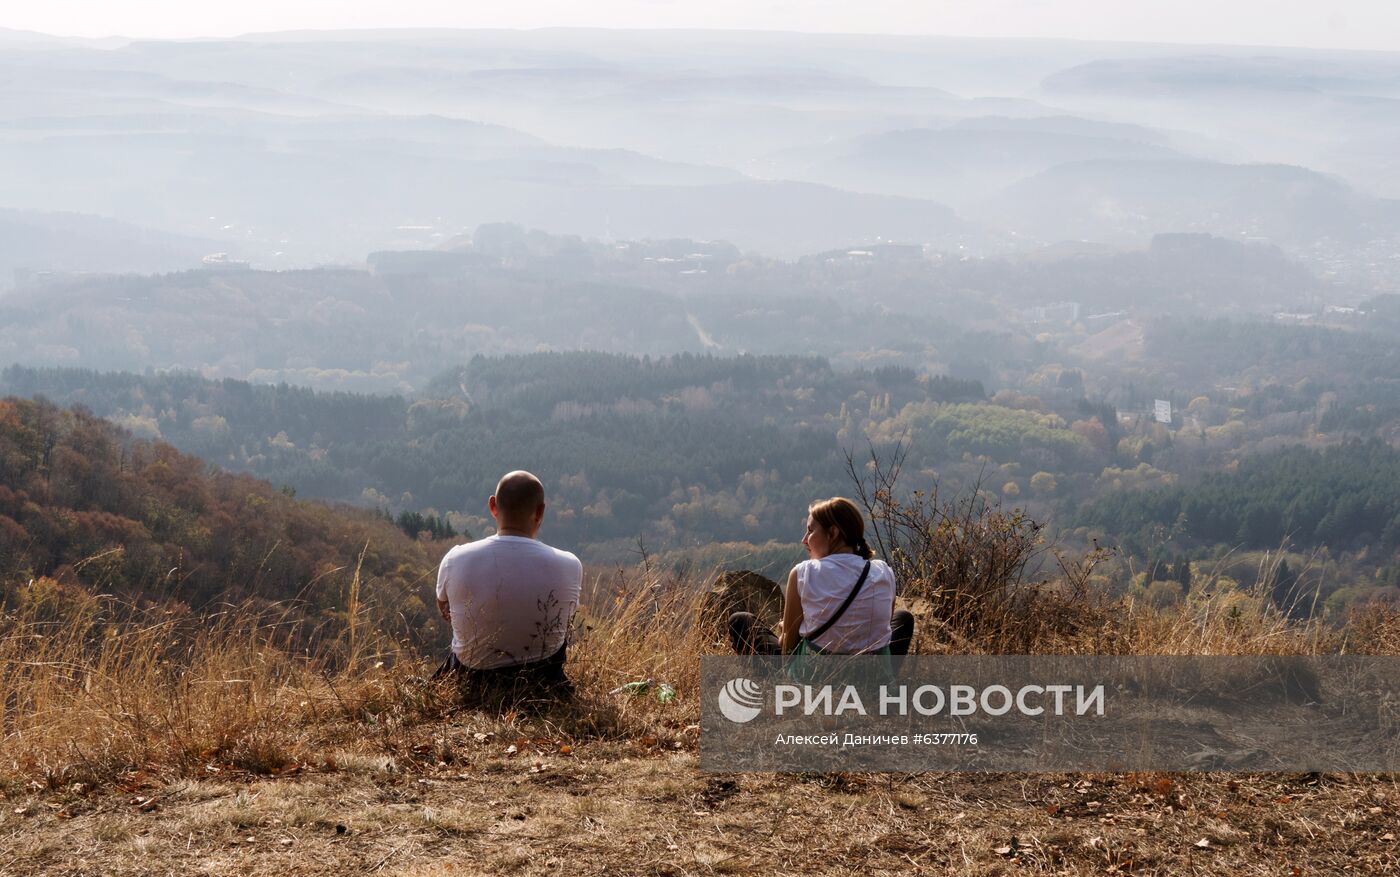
0, 396, 441, 644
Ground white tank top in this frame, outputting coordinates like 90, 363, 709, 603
795, 554, 896, 653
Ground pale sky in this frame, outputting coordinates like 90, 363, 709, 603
4, 0, 1399, 52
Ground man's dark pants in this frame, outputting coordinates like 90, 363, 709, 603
433, 643, 570, 691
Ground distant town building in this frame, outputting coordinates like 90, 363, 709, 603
1019, 301, 1081, 324
201, 253, 251, 272
813, 243, 928, 265
1085, 310, 1128, 324
868, 243, 925, 260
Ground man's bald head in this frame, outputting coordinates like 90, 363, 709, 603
492, 470, 546, 531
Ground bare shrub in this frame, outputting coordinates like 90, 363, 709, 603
845, 443, 1119, 652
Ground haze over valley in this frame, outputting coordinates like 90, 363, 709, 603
2, 28, 1400, 276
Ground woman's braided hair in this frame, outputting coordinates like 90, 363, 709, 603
808, 497, 874, 560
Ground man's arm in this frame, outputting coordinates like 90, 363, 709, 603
435, 553, 453, 624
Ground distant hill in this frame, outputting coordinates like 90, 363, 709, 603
956, 232, 1323, 314
792, 123, 1184, 205
0, 110, 965, 262
1043, 55, 1400, 97
1078, 439, 1400, 554
984, 159, 1400, 248
0, 260, 714, 389
0, 26, 126, 48
0, 209, 225, 289
535, 180, 967, 257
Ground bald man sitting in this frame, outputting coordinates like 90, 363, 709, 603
434, 470, 583, 687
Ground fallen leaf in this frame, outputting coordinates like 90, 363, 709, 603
1381, 833, 1396, 841
640, 736, 658, 747
505, 744, 518, 755
1194, 838, 1210, 849
993, 845, 1014, 857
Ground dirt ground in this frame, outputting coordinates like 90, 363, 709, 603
4, 731, 1397, 877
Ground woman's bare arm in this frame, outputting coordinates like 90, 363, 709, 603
779, 567, 803, 653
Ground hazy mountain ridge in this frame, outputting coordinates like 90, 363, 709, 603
1043, 54, 1400, 97
0, 208, 227, 288
793, 125, 1187, 205
987, 158, 1400, 246
0, 224, 1341, 394
4, 30, 1400, 265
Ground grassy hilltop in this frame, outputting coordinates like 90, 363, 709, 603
2, 396, 1398, 875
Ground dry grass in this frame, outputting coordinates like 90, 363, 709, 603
0, 580, 410, 794
2, 557, 1399, 875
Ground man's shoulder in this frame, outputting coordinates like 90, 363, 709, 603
540, 542, 583, 572
439, 537, 496, 564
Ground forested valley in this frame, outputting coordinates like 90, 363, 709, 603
7, 275, 1400, 618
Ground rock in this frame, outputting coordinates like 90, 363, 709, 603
698, 570, 783, 640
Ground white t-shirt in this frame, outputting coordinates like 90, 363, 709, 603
435, 535, 583, 670
795, 554, 896, 653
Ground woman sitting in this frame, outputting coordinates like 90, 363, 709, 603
728, 497, 914, 656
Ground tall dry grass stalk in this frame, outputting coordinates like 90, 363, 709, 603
346, 541, 367, 672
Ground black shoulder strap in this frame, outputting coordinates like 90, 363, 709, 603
805, 561, 872, 644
